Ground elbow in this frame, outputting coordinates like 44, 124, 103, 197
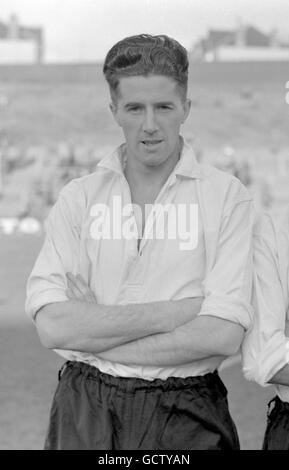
216, 325, 244, 357
220, 340, 241, 357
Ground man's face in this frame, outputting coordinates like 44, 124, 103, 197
110, 75, 191, 169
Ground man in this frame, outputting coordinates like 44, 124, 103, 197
26, 34, 254, 450
242, 211, 289, 450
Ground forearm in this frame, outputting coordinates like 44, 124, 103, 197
36, 297, 202, 353
97, 315, 244, 366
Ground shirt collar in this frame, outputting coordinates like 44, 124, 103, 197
97, 144, 126, 176
174, 137, 204, 180
98, 135, 204, 180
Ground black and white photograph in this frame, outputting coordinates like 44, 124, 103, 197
0, 0, 289, 452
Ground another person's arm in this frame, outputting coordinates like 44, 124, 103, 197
242, 213, 289, 387
269, 321, 289, 385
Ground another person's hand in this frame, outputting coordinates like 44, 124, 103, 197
66, 272, 97, 303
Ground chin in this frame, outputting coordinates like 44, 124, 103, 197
141, 154, 166, 166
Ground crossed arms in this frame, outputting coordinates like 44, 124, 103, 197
28, 182, 253, 367
35, 272, 243, 366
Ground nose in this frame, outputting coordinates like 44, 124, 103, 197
142, 108, 159, 133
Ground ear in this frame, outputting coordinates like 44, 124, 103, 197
182, 98, 191, 123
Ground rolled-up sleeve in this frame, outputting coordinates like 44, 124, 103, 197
198, 197, 254, 331
25, 181, 84, 321
242, 215, 288, 386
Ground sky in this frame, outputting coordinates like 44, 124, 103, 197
0, 0, 289, 62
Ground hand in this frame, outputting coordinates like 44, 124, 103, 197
66, 272, 97, 303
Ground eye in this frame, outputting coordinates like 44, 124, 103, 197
158, 105, 172, 111
128, 106, 142, 112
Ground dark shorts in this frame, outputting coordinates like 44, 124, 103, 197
263, 396, 289, 450
44, 361, 240, 450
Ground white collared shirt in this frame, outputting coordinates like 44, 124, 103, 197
242, 212, 289, 401
25, 138, 254, 380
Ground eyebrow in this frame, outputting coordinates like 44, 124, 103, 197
124, 102, 142, 109
124, 101, 175, 108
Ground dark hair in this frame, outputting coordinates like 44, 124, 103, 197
103, 34, 189, 102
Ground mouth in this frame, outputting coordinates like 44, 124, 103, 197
141, 139, 163, 147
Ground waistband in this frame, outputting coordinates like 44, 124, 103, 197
60, 360, 226, 395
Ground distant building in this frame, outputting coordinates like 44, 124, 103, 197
0, 14, 44, 64
191, 24, 289, 62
